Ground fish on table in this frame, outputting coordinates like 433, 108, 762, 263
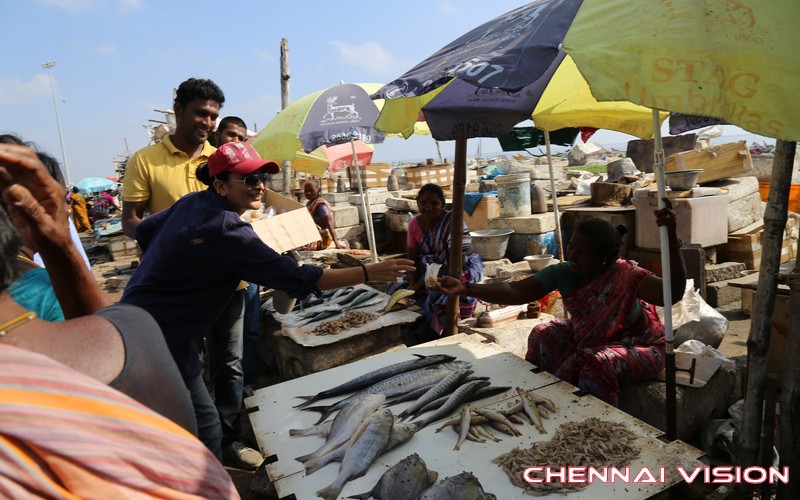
419, 471, 496, 500
347, 453, 438, 500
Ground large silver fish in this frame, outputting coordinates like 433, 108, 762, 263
419, 471, 497, 500
305, 361, 472, 425
316, 408, 395, 500
348, 453, 438, 500
294, 354, 456, 409
295, 393, 385, 463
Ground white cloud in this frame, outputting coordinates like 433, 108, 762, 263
0, 75, 51, 106
252, 49, 275, 63
329, 40, 415, 76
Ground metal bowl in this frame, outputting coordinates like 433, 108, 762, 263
524, 254, 554, 271
470, 228, 514, 260
664, 169, 703, 191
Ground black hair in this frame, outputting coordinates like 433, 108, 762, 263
0, 134, 66, 187
0, 208, 22, 292
196, 162, 231, 187
218, 116, 246, 132
174, 78, 225, 109
574, 218, 628, 260
417, 183, 445, 205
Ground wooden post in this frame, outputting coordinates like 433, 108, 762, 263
739, 140, 795, 492
444, 138, 467, 336
280, 38, 292, 195
778, 154, 800, 500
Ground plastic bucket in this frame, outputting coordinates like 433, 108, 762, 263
496, 174, 531, 218
759, 182, 800, 213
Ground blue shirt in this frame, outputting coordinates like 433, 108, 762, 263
121, 189, 323, 376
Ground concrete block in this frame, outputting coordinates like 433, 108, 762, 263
497, 261, 534, 279
334, 224, 364, 239
705, 262, 746, 283
356, 204, 388, 223
481, 258, 513, 278
386, 210, 413, 232
332, 205, 359, 228
488, 213, 556, 234
709, 176, 758, 201
348, 190, 395, 205
385, 197, 418, 212
619, 368, 737, 440
727, 191, 765, 232
705, 280, 740, 308
322, 192, 351, 205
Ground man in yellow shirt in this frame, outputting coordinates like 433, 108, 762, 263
121, 78, 222, 237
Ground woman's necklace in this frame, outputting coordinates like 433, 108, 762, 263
0, 311, 37, 337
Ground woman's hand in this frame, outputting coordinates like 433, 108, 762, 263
654, 197, 678, 232
366, 258, 416, 282
0, 144, 70, 254
434, 276, 466, 296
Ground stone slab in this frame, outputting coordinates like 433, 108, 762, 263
708, 176, 758, 201
385, 197, 418, 212
706, 280, 741, 308
496, 261, 535, 279
481, 258, 513, 278
705, 262, 746, 284
348, 190, 396, 205
487, 212, 556, 234
322, 192, 351, 205
356, 203, 388, 223
727, 191, 764, 232
331, 205, 359, 228
333, 224, 364, 239
459, 315, 554, 359
619, 368, 737, 440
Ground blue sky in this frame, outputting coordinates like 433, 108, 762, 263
2, 0, 773, 184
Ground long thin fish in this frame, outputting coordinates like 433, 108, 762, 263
414, 384, 510, 416
398, 369, 472, 420
453, 405, 471, 451
411, 380, 490, 430
294, 354, 455, 409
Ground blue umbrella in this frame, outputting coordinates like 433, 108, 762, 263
75, 177, 118, 194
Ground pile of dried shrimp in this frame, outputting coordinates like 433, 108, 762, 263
312, 311, 379, 335
493, 417, 641, 496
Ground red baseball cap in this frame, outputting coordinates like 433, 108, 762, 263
208, 142, 280, 178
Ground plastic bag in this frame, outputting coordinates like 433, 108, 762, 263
424, 263, 442, 288
671, 280, 729, 348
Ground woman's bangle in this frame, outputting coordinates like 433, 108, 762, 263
360, 264, 369, 283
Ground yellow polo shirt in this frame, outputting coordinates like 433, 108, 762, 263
122, 135, 215, 214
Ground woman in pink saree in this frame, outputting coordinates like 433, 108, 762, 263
436, 202, 685, 406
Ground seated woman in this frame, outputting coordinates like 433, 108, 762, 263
436, 208, 686, 407
303, 179, 342, 250
395, 183, 483, 338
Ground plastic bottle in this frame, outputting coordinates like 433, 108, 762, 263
530, 182, 548, 214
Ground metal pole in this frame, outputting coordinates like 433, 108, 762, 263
41, 61, 71, 186
544, 131, 564, 261
351, 140, 378, 263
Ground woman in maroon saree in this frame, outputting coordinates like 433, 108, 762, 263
436, 204, 685, 406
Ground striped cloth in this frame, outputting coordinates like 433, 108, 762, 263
0, 344, 238, 499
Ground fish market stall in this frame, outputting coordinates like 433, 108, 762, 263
245, 334, 703, 499
269, 284, 421, 377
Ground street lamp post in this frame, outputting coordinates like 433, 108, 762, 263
41, 61, 71, 186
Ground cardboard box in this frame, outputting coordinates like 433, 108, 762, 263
718, 217, 798, 270
251, 189, 320, 253
108, 235, 139, 260
463, 195, 499, 231
665, 140, 753, 184
348, 162, 392, 189
405, 164, 454, 188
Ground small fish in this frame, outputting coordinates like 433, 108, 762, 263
288, 419, 333, 438
516, 388, 546, 434
412, 380, 490, 430
472, 408, 520, 436
453, 405, 472, 451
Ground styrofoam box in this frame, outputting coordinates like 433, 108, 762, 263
632, 194, 730, 249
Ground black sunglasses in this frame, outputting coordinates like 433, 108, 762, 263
229, 173, 270, 188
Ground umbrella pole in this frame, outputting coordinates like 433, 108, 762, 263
544, 131, 564, 261
652, 109, 676, 441
444, 138, 468, 336
351, 139, 378, 264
